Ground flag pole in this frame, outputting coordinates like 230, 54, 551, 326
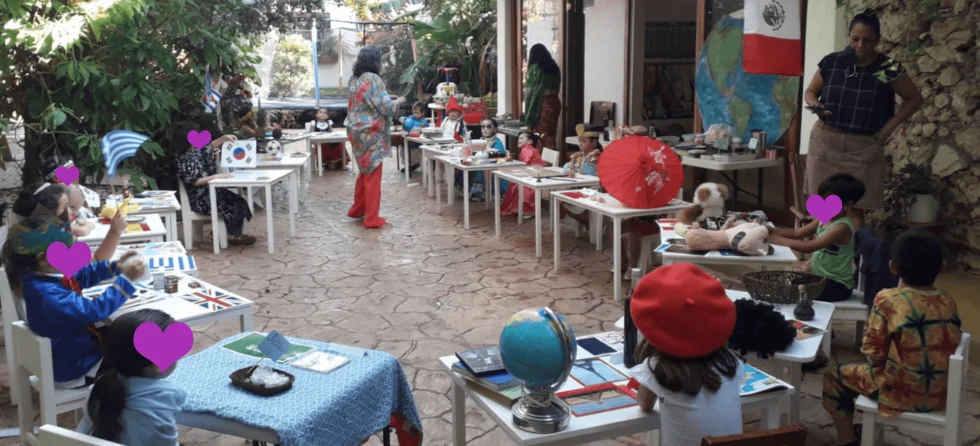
312, 22, 320, 108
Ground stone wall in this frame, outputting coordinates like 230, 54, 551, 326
849, 0, 979, 271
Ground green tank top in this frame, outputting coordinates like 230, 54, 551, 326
810, 218, 856, 289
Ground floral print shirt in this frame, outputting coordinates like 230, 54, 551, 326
344, 73, 398, 174
563, 149, 600, 176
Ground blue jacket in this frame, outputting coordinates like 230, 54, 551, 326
401, 116, 430, 133
78, 376, 186, 446
22, 261, 135, 382
488, 136, 507, 155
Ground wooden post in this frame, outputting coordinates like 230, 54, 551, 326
785, 0, 808, 213
563, 0, 586, 163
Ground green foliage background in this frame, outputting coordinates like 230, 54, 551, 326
0, 0, 319, 190
270, 34, 315, 98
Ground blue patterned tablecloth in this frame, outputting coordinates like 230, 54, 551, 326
167, 333, 421, 446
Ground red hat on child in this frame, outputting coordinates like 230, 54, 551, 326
446, 95, 463, 113
630, 264, 735, 359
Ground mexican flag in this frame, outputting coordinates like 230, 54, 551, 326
743, 0, 803, 76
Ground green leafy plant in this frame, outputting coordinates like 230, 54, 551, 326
400, 9, 497, 98
270, 34, 316, 98
883, 164, 944, 219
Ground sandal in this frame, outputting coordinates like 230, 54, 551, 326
228, 234, 257, 246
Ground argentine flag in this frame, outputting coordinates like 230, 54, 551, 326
100, 130, 150, 178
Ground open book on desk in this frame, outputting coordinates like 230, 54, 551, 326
741, 363, 791, 396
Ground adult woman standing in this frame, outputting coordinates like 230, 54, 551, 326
804, 10, 923, 216
524, 44, 562, 150
345, 46, 404, 229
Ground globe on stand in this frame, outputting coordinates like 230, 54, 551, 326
499, 307, 577, 433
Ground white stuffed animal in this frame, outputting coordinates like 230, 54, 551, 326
693, 183, 729, 218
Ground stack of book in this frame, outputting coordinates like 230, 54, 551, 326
453, 347, 522, 406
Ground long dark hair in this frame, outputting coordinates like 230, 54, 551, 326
634, 339, 740, 396
12, 183, 68, 220
2, 214, 70, 289
353, 46, 383, 78
87, 309, 176, 442
849, 9, 880, 37
528, 44, 560, 76
170, 121, 200, 154
520, 132, 540, 147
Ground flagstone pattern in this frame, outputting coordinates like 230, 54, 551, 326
1, 164, 977, 446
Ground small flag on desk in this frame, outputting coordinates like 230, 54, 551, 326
180, 288, 248, 312
257, 330, 292, 362
147, 255, 197, 272
101, 130, 150, 178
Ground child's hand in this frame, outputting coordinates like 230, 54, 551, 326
117, 252, 146, 281
109, 212, 127, 235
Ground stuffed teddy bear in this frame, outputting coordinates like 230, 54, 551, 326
685, 226, 729, 252
724, 222, 771, 256
694, 183, 728, 218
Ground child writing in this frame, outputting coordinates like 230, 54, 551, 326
399, 102, 431, 173
500, 132, 544, 217
628, 264, 744, 445
768, 173, 865, 302
3, 214, 145, 388
822, 230, 961, 446
78, 309, 186, 446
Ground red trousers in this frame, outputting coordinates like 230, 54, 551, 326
348, 163, 386, 228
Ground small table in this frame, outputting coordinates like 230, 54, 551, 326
616, 289, 834, 424
564, 136, 611, 147
89, 272, 254, 332
680, 156, 783, 207
77, 213, 167, 249
408, 136, 456, 190
440, 335, 790, 446
307, 131, 350, 176
659, 226, 798, 270
492, 168, 601, 258
169, 333, 422, 446
431, 156, 524, 229
550, 191, 690, 301
255, 152, 311, 209
208, 169, 296, 255
111, 241, 197, 276
130, 192, 180, 242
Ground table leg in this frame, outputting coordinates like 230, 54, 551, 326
265, 186, 275, 254
240, 312, 254, 332
535, 189, 542, 257
436, 162, 442, 213
485, 173, 490, 211
427, 152, 435, 198
291, 170, 300, 212
288, 175, 297, 237
463, 172, 470, 229
342, 142, 349, 172
404, 138, 411, 184
247, 186, 254, 213
318, 142, 324, 177
782, 361, 802, 423
165, 212, 177, 242
452, 381, 466, 446
613, 217, 622, 301
210, 186, 220, 255
758, 168, 764, 208
597, 215, 604, 252
448, 167, 455, 206
553, 197, 561, 271
760, 402, 781, 429
518, 186, 524, 224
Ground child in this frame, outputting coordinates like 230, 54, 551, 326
500, 132, 544, 217
4, 214, 144, 387
461, 118, 508, 202
78, 309, 186, 446
399, 102, 431, 173
480, 118, 506, 155
313, 107, 345, 170
440, 96, 467, 142
9, 182, 118, 261
629, 264, 744, 445
768, 173, 865, 302
823, 230, 961, 446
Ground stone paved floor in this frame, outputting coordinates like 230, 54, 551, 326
2, 163, 978, 446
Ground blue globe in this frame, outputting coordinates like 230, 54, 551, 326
499, 308, 577, 389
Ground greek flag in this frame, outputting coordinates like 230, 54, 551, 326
201, 66, 222, 113
100, 130, 150, 178
147, 255, 197, 273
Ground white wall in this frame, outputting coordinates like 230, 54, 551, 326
583, 0, 628, 125
800, 1, 847, 154
497, 0, 515, 115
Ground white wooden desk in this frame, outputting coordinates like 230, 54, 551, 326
307, 131, 350, 176
129, 192, 180, 242
492, 168, 601, 258
659, 226, 798, 269
550, 191, 690, 301
208, 169, 296, 255
409, 137, 456, 191
615, 290, 834, 424
439, 333, 790, 446
255, 152, 311, 209
77, 214, 167, 249
680, 156, 783, 207
564, 136, 612, 147
431, 156, 524, 229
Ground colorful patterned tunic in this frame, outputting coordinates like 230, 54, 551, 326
563, 150, 600, 177
344, 73, 398, 174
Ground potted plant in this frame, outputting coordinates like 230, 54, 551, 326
883, 164, 942, 224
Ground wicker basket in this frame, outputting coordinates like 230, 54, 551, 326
230, 367, 294, 397
741, 271, 826, 305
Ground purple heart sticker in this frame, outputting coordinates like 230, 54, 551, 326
46, 242, 92, 278
55, 165, 80, 185
187, 130, 212, 150
805, 194, 843, 225
133, 322, 193, 372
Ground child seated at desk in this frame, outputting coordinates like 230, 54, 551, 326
11, 182, 119, 261
2, 215, 145, 388
399, 102, 431, 173
500, 132, 544, 217
822, 230, 961, 446
628, 264, 744, 446
78, 309, 186, 446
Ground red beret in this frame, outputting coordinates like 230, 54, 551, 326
630, 264, 735, 359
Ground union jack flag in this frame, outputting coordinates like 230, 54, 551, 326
180, 288, 247, 312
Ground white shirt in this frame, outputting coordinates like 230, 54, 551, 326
441, 117, 462, 140
629, 356, 744, 446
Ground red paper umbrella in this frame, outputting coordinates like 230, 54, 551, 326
597, 136, 684, 209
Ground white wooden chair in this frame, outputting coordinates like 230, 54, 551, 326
541, 148, 559, 167
856, 332, 970, 446
12, 321, 91, 446
829, 258, 871, 347
38, 425, 122, 446
178, 182, 227, 250
1, 266, 27, 406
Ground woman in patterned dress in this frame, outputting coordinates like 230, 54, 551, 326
524, 44, 561, 150
173, 122, 256, 246
344, 46, 405, 229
